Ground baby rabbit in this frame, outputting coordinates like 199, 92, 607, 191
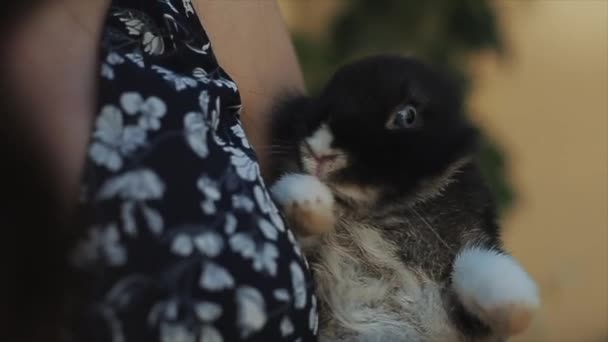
269, 55, 539, 341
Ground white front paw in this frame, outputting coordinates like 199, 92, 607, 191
452, 247, 540, 336
270, 174, 335, 236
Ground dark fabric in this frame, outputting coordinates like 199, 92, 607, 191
72, 1, 317, 341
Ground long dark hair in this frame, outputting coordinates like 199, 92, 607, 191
1, 2, 77, 340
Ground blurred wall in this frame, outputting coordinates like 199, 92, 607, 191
279, 0, 608, 341
279, 0, 344, 40
470, 1, 607, 341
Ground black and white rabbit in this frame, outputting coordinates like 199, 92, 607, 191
268, 55, 539, 341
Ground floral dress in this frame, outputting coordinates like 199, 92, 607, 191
71, 1, 317, 341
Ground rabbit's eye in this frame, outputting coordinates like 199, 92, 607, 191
393, 105, 421, 129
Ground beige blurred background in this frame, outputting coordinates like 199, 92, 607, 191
472, 2, 607, 341
279, 0, 608, 341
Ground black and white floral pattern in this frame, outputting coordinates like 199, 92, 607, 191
73, 1, 317, 341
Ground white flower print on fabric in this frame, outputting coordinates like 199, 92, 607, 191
160, 322, 195, 342
197, 175, 221, 215
192, 67, 209, 82
254, 184, 285, 232
185, 41, 211, 55
269, 208, 286, 233
101, 64, 115, 80
120, 92, 167, 130
286, 228, 298, 245
291, 261, 307, 309
182, 0, 195, 17
121, 201, 137, 235
251, 243, 279, 276
171, 234, 194, 256
229, 233, 256, 259
170, 231, 224, 258
152, 65, 197, 91
122, 126, 147, 153
200, 326, 223, 342
199, 91, 220, 131
107, 52, 125, 65
158, 0, 180, 14
72, 224, 127, 267
199, 90, 210, 116
224, 213, 237, 235
142, 31, 165, 55
193, 232, 224, 257
232, 194, 255, 212
184, 112, 210, 158
85, 2, 319, 340
254, 185, 271, 214
98, 169, 165, 235
198, 91, 226, 147
149, 299, 179, 324
273, 289, 290, 302
141, 204, 164, 234
280, 316, 295, 337
229, 233, 278, 276
195, 302, 222, 322
101, 52, 125, 80
98, 169, 165, 200
116, 12, 144, 35
89, 105, 147, 171
309, 295, 319, 334
200, 262, 235, 291
115, 11, 165, 56
192, 67, 238, 92
125, 53, 145, 68
216, 78, 238, 92
287, 228, 303, 258
258, 217, 278, 241
184, 92, 223, 159
201, 195, 217, 214
226, 147, 260, 182
236, 286, 267, 338
230, 124, 250, 149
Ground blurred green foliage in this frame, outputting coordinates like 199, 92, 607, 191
290, 0, 515, 214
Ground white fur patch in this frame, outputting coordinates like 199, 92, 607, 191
270, 174, 334, 207
452, 247, 539, 336
307, 124, 334, 154
313, 221, 460, 341
270, 174, 335, 236
301, 125, 348, 179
